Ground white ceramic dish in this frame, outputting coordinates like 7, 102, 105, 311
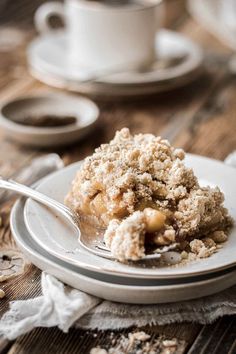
0, 93, 99, 147
34, 0, 162, 72
27, 30, 203, 96
24, 154, 236, 279
11, 197, 236, 303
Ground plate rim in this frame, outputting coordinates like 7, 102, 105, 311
11, 198, 236, 290
23, 153, 236, 279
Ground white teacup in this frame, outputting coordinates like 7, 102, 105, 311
35, 0, 163, 72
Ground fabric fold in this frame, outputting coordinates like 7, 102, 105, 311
0, 273, 100, 340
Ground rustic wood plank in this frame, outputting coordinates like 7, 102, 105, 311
0, 338, 12, 354
0, 0, 236, 353
6, 326, 191, 354
205, 317, 236, 354
187, 316, 236, 354
173, 74, 236, 159
0, 265, 41, 317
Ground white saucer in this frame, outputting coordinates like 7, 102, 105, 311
0, 93, 99, 148
11, 197, 236, 303
27, 30, 203, 96
24, 154, 236, 280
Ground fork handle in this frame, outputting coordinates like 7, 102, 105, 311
0, 177, 79, 228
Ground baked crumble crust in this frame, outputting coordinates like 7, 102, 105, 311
65, 128, 233, 262
104, 212, 146, 262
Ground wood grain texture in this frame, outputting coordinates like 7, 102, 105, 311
0, 0, 236, 353
5, 327, 189, 354
188, 317, 236, 354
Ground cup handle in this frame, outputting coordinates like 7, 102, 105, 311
34, 2, 65, 34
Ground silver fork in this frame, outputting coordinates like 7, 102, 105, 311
0, 177, 178, 261
0, 154, 64, 204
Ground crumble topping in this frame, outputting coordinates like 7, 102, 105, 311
65, 128, 233, 262
104, 213, 146, 262
104, 209, 170, 262
189, 239, 216, 258
90, 331, 186, 354
65, 127, 193, 224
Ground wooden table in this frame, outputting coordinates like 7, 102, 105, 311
0, 0, 236, 353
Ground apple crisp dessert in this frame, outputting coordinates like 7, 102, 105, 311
65, 128, 232, 262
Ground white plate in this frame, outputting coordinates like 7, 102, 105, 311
24, 154, 236, 279
11, 198, 236, 303
27, 30, 203, 94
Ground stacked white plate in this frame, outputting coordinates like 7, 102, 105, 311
27, 29, 204, 97
11, 154, 236, 304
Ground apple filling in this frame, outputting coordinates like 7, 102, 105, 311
65, 128, 233, 262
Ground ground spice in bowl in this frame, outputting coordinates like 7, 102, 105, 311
18, 114, 77, 128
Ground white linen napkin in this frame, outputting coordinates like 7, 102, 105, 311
0, 273, 100, 340
0, 152, 236, 340
1, 273, 236, 340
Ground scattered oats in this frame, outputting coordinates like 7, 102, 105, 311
90, 331, 185, 354
162, 339, 177, 347
132, 331, 150, 341
0, 289, 5, 298
90, 348, 108, 354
